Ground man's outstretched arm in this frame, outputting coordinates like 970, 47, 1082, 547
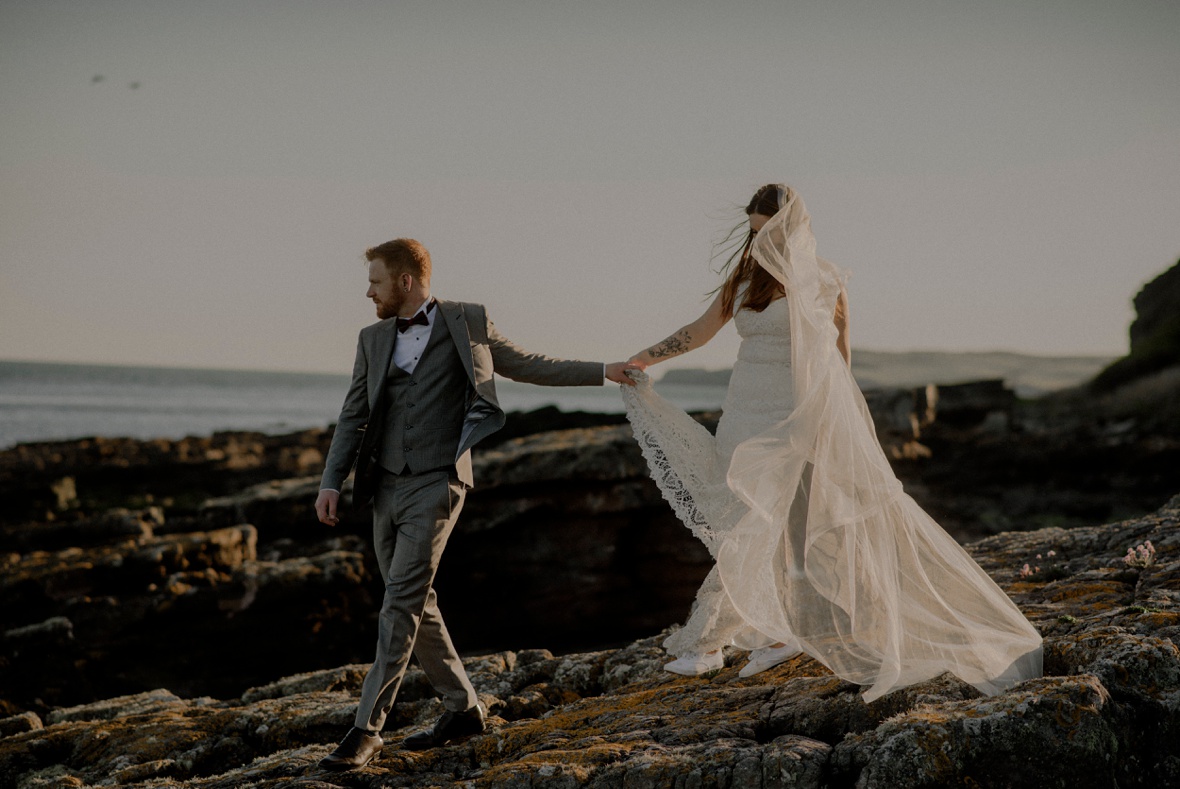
485, 313, 637, 386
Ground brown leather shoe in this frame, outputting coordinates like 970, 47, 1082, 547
318, 727, 383, 771
403, 705, 486, 750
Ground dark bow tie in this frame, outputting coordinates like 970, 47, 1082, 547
395, 301, 435, 333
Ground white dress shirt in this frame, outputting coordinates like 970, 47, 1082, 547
392, 297, 436, 375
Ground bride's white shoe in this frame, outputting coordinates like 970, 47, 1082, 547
738, 644, 802, 678
663, 651, 724, 676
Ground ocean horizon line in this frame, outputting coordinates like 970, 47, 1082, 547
0, 346, 1119, 381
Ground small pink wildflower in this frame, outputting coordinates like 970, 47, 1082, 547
1124, 541, 1156, 569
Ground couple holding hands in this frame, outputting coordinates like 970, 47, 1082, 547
313, 185, 1042, 771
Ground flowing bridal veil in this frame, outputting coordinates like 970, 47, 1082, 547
622, 190, 1042, 700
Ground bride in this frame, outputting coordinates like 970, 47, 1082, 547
622, 184, 1042, 700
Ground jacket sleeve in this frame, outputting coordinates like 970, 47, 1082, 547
483, 311, 604, 387
320, 332, 371, 490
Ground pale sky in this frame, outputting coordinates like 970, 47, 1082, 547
2, 0, 1177, 375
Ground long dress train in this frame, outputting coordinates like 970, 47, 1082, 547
622, 190, 1042, 701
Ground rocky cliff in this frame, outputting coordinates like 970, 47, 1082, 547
1129, 260, 1180, 354
1092, 258, 1180, 395
2, 495, 1179, 788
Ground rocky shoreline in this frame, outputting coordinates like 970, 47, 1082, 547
2, 409, 1178, 786
2, 493, 1179, 787
3, 378, 1178, 709
2, 364, 1178, 785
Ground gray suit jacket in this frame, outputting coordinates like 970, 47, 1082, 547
321, 299, 603, 500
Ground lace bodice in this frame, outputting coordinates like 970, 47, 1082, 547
717, 298, 794, 464
733, 296, 791, 354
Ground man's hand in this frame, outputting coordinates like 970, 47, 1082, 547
606, 361, 642, 386
315, 489, 341, 526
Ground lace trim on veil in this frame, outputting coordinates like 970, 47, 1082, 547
621, 371, 737, 553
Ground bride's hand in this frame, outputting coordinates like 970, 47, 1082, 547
606, 361, 642, 386
627, 356, 649, 371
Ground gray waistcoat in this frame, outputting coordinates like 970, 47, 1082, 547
377, 316, 471, 476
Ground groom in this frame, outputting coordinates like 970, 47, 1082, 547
315, 238, 635, 771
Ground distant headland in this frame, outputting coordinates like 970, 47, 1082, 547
659, 349, 1115, 396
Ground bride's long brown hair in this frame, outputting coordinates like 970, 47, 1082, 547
714, 184, 788, 317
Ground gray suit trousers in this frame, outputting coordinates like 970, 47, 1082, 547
354, 469, 479, 732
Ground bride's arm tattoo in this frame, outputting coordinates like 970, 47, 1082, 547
646, 329, 692, 359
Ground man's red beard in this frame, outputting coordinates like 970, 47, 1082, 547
374, 294, 404, 320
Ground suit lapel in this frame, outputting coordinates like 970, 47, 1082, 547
352, 319, 396, 504
370, 319, 397, 407
439, 300, 477, 386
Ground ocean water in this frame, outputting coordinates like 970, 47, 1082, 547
0, 361, 726, 450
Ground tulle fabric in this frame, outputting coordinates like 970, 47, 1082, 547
625, 189, 1042, 700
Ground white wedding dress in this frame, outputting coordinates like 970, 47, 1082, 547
623, 190, 1042, 700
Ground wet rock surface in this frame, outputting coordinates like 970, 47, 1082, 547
1, 496, 1178, 787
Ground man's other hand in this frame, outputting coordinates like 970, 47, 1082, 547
315, 489, 341, 526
